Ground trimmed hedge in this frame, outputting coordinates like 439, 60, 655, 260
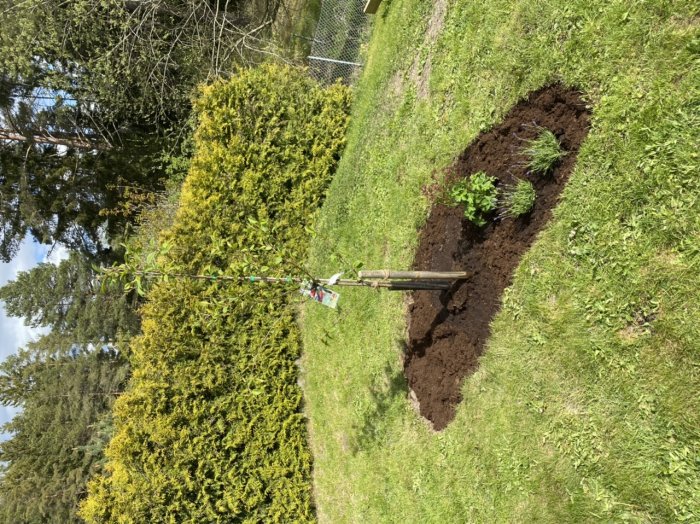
81, 64, 350, 523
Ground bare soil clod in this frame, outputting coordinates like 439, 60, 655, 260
405, 84, 591, 430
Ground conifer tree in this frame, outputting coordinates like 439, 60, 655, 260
0, 78, 163, 262
0, 342, 129, 524
0, 251, 140, 342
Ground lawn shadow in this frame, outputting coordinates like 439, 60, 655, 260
351, 354, 408, 453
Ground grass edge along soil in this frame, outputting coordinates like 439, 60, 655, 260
406, 84, 591, 430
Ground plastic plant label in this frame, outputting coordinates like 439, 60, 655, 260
300, 281, 339, 308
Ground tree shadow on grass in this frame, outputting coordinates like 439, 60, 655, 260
351, 348, 408, 453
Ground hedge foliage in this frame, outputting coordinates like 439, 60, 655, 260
81, 64, 350, 523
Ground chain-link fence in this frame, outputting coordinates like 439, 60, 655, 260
308, 0, 370, 84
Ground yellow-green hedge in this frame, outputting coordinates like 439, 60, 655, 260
81, 64, 350, 523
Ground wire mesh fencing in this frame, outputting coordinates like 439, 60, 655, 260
307, 0, 370, 84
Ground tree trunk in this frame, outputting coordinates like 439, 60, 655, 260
0, 128, 111, 151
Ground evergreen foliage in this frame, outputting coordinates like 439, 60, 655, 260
0, 251, 141, 343
81, 64, 350, 523
0, 80, 165, 262
0, 0, 306, 263
0, 345, 129, 524
0, 0, 290, 127
0, 251, 136, 522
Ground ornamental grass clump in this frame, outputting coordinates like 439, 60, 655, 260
524, 129, 566, 174
500, 179, 536, 218
448, 171, 498, 226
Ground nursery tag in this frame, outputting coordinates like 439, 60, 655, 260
300, 281, 340, 309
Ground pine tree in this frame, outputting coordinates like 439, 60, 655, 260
0, 251, 140, 342
0, 79, 163, 262
0, 342, 129, 524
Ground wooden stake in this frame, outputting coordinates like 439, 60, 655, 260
358, 270, 470, 280
364, 0, 382, 14
322, 279, 451, 290
126, 271, 456, 291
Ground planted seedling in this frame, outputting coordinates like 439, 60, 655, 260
448, 171, 498, 226
500, 179, 536, 218
524, 128, 566, 174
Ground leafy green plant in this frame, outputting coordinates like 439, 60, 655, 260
524, 129, 566, 174
448, 171, 499, 226
81, 64, 350, 524
500, 179, 536, 218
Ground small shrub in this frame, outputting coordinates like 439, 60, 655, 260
524, 129, 566, 174
501, 179, 536, 218
449, 171, 498, 226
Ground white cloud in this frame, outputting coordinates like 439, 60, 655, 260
0, 238, 39, 285
43, 243, 70, 265
0, 238, 50, 357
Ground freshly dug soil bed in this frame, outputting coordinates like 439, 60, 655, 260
405, 84, 591, 430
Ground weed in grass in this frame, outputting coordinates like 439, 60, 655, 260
524, 129, 566, 175
448, 171, 498, 226
500, 179, 537, 218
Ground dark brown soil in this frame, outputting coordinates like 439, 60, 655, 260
405, 84, 591, 430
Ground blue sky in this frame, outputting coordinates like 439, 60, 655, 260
0, 238, 68, 440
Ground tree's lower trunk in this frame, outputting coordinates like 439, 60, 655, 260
0, 128, 111, 150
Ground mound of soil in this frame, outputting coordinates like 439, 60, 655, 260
405, 84, 591, 430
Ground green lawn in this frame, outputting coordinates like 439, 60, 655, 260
300, 0, 700, 522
